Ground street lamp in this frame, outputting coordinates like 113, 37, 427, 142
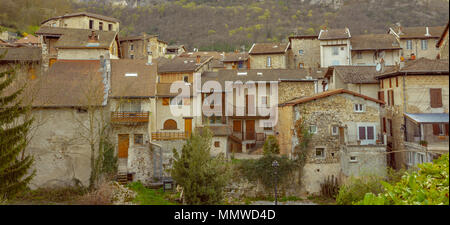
272, 160, 279, 205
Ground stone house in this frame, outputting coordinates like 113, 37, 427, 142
350, 34, 401, 66
388, 24, 445, 60
318, 28, 351, 67
0, 31, 18, 42
165, 45, 186, 59
14, 34, 40, 47
288, 34, 321, 69
324, 65, 395, 99
375, 58, 449, 169
119, 34, 168, 60
109, 59, 159, 184
277, 89, 386, 194
35, 27, 120, 68
200, 69, 321, 155
437, 22, 449, 60
40, 12, 120, 32
248, 43, 290, 69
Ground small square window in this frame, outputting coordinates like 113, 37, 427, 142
340, 47, 345, 51
134, 134, 143, 145
350, 156, 357, 162
309, 125, 317, 134
315, 148, 325, 158
299, 50, 304, 55
354, 104, 364, 112
183, 76, 189, 83
214, 141, 220, 147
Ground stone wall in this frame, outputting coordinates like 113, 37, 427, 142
249, 54, 287, 69
278, 81, 315, 103
289, 38, 320, 69
341, 145, 387, 177
399, 38, 440, 60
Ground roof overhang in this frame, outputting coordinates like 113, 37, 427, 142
404, 113, 449, 124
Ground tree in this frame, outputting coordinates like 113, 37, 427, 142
170, 128, 231, 205
0, 59, 35, 200
263, 135, 280, 155
357, 154, 449, 205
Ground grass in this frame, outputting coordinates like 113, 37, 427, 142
306, 195, 337, 205
240, 195, 305, 204
127, 182, 178, 205
7, 187, 87, 205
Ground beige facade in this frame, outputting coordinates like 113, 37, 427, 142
249, 53, 288, 69
42, 15, 119, 32
398, 38, 440, 59
351, 50, 400, 66
289, 37, 321, 69
120, 35, 168, 60
320, 39, 351, 67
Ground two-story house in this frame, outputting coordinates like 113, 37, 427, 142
248, 43, 290, 69
375, 58, 449, 169
288, 33, 321, 69
277, 89, 386, 194
40, 12, 120, 32
318, 28, 351, 67
350, 34, 401, 66
119, 34, 168, 60
388, 24, 445, 60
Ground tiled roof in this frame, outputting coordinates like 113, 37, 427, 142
405, 113, 449, 124
41, 12, 120, 24
281, 89, 384, 106
0, 47, 41, 61
329, 65, 396, 84
32, 60, 106, 107
249, 43, 290, 54
180, 51, 224, 59
351, 34, 401, 50
118, 34, 167, 44
156, 83, 193, 97
222, 52, 249, 62
376, 58, 449, 78
392, 26, 445, 39
36, 27, 117, 49
110, 59, 157, 98
157, 56, 213, 73
14, 34, 39, 45
318, 28, 351, 40
210, 58, 225, 68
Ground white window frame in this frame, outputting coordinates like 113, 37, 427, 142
357, 125, 376, 145
267, 56, 272, 67
309, 125, 317, 134
406, 40, 412, 50
421, 39, 428, 50
315, 147, 325, 159
354, 104, 364, 112
331, 126, 339, 135
299, 49, 304, 55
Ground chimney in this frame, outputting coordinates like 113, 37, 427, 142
147, 54, 152, 65
396, 22, 403, 35
196, 55, 201, 64
425, 27, 431, 36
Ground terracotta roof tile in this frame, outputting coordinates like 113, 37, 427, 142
319, 28, 351, 40
329, 65, 396, 84
351, 34, 401, 50
110, 59, 157, 98
281, 89, 384, 106
41, 12, 119, 24
393, 26, 445, 39
36, 27, 117, 49
222, 52, 249, 62
0, 47, 41, 61
14, 34, 39, 45
376, 58, 449, 78
158, 56, 213, 73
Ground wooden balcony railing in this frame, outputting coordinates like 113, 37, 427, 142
111, 111, 149, 123
152, 132, 188, 141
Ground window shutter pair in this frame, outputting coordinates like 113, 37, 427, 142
430, 88, 443, 108
433, 124, 440, 135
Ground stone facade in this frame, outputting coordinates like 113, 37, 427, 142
398, 38, 440, 60
289, 37, 321, 69
278, 81, 317, 104
120, 35, 167, 60
249, 54, 287, 69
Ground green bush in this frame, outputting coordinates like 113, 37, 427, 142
263, 135, 280, 155
336, 176, 384, 205
357, 154, 449, 205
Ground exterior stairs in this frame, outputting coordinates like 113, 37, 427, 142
116, 158, 128, 185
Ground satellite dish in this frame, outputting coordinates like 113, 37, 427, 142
376, 63, 381, 72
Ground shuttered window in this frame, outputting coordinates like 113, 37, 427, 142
388, 119, 393, 136
389, 78, 392, 88
430, 88, 443, 108
433, 124, 440, 135
383, 118, 387, 133
391, 90, 395, 105
387, 90, 391, 105
359, 127, 366, 140
367, 126, 374, 140
378, 91, 385, 102
395, 77, 398, 87
446, 124, 449, 136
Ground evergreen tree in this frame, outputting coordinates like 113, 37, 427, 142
170, 128, 231, 205
0, 61, 35, 200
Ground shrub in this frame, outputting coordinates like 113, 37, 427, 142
263, 135, 280, 155
336, 176, 384, 205
77, 182, 114, 205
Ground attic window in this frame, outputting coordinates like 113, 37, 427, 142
237, 72, 247, 76
125, 73, 138, 77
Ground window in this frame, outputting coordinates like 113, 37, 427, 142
395, 77, 398, 87
89, 20, 94, 29
214, 141, 220, 147
130, 54, 134, 59
130, 44, 134, 51
389, 78, 392, 88
315, 148, 325, 158
430, 88, 442, 108
264, 122, 272, 131
421, 39, 428, 50
340, 47, 344, 51
299, 49, 304, 55
388, 119, 393, 136
183, 75, 189, 83
350, 156, 358, 162
380, 80, 384, 89
383, 117, 387, 133
163, 119, 177, 130
332, 46, 339, 55
358, 126, 375, 140
406, 40, 412, 50
356, 51, 362, 59
433, 124, 446, 136
108, 24, 113, 31
298, 63, 304, 68
354, 104, 364, 112
119, 101, 141, 112
162, 97, 170, 105
261, 96, 268, 106
266, 56, 271, 68
331, 126, 339, 135
99, 22, 103, 30
238, 61, 244, 68
309, 125, 317, 134
378, 91, 385, 102
134, 134, 143, 145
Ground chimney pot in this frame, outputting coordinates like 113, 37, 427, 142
196, 55, 201, 64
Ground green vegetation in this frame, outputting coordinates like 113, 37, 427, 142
127, 182, 177, 205
336, 176, 385, 205
7, 187, 86, 204
170, 128, 231, 205
0, 55, 35, 201
263, 135, 280, 155
356, 154, 449, 205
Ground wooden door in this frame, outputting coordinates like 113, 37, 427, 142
339, 127, 345, 144
184, 118, 192, 137
118, 134, 129, 158
246, 120, 255, 140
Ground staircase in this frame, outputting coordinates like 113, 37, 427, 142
116, 158, 128, 185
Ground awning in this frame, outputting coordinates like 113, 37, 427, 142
404, 113, 449, 124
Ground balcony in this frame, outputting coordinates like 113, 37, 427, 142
111, 111, 149, 123
152, 132, 188, 141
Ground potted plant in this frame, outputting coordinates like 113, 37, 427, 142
419, 140, 428, 147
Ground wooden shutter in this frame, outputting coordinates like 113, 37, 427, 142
380, 80, 383, 88
395, 77, 398, 87
391, 90, 394, 105
359, 127, 366, 140
430, 88, 443, 108
387, 90, 391, 105
367, 126, 374, 140
389, 78, 392, 88
383, 117, 387, 133
162, 97, 170, 105
388, 119, 393, 136
445, 124, 449, 136
378, 91, 385, 102
432, 124, 440, 135
163, 119, 177, 130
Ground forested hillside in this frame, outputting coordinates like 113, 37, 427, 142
1, 0, 448, 51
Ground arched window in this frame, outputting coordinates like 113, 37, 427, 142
163, 119, 177, 130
